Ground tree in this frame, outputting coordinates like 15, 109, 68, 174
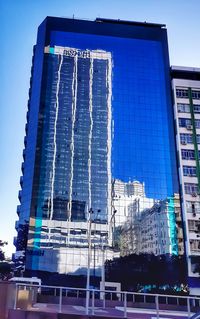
0, 240, 8, 261
0, 240, 12, 280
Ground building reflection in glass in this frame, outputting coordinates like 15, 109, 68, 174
26, 46, 114, 273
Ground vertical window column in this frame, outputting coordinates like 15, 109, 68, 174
188, 87, 200, 193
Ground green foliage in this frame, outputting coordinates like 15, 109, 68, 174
0, 240, 7, 261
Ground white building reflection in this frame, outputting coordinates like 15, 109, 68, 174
112, 179, 183, 257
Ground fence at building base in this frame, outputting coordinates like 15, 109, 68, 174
8, 282, 200, 318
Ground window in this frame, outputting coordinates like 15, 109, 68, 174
176, 89, 189, 98
190, 240, 200, 251
195, 120, 200, 128
178, 118, 192, 128
177, 103, 190, 113
176, 89, 200, 100
186, 201, 200, 214
188, 220, 200, 231
184, 183, 198, 195
192, 90, 200, 100
181, 149, 195, 160
193, 105, 200, 113
186, 201, 195, 214
180, 133, 193, 144
178, 118, 200, 129
183, 166, 196, 177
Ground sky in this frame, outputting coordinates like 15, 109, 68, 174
0, 0, 200, 257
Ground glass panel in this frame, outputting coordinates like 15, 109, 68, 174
177, 103, 190, 113
192, 90, 200, 100
178, 118, 192, 128
181, 149, 195, 160
184, 183, 198, 195
180, 133, 193, 144
193, 104, 200, 113
176, 89, 189, 98
183, 166, 196, 177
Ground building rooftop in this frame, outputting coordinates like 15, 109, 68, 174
95, 17, 166, 28
171, 66, 200, 81
45, 16, 166, 28
39, 16, 167, 45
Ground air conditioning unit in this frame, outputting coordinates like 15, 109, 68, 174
192, 192, 198, 197
186, 125, 192, 130
181, 141, 187, 145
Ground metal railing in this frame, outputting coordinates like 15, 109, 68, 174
13, 283, 200, 318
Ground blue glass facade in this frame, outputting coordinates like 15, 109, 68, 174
15, 17, 183, 279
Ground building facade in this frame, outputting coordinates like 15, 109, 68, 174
172, 66, 200, 294
15, 17, 182, 284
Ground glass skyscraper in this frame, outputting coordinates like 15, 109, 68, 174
15, 17, 183, 284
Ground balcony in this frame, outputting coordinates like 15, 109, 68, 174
175, 212, 182, 222
177, 228, 183, 238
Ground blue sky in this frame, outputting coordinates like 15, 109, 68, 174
0, 0, 200, 257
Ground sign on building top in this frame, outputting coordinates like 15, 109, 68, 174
44, 46, 111, 60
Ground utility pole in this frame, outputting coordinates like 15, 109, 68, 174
101, 209, 117, 301
93, 209, 101, 281
110, 210, 117, 247
86, 208, 93, 315
101, 242, 105, 292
